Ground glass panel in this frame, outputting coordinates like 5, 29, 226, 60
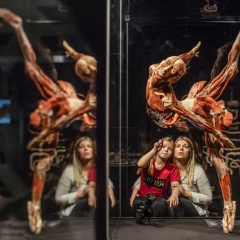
109, 0, 240, 230
109, 0, 122, 219
126, 18, 240, 215
127, 0, 240, 19
0, 1, 108, 238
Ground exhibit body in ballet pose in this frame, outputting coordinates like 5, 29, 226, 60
0, 8, 97, 234
146, 33, 240, 233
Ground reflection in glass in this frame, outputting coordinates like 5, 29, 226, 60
0, 2, 99, 238
55, 137, 96, 218
0, 99, 11, 124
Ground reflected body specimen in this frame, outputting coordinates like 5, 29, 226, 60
146, 33, 240, 233
0, 8, 97, 234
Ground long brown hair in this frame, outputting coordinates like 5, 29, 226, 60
173, 136, 195, 186
137, 136, 174, 176
72, 136, 96, 187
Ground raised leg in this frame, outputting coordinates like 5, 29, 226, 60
0, 8, 64, 99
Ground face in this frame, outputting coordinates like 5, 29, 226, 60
75, 56, 97, 83
156, 56, 186, 83
78, 139, 94, 161
174, 139, 191, 161
157, 140, 174, 160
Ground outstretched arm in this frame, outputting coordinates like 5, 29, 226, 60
137, 140, 163, 168
0, 8, 63, 99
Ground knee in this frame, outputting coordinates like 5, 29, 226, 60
133, 196, 144, 205
152, 198, 167, 208
179, 196, 188, 205
151, 198, 168, 217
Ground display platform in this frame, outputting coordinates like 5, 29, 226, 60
0, 218, 240, 240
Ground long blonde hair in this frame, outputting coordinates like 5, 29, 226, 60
137, 136, 174, 176
173, 136, 195, 187
72, 136, 95, 187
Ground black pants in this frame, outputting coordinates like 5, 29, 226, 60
132, 196, 172, 217
174, 197, 204, 217
69, 197, 94, 217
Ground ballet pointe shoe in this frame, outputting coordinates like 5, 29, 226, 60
27, 201, 43, 235
222, 201, 236, 233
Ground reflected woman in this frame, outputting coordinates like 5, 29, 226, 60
55, 136, 114, 217
55, 136, 95, 217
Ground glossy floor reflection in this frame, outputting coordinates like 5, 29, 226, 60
113, 219, 240, 240
0, 218, 96, 240
0, 218, 240, 240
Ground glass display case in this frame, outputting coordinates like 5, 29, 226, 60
109, 0, 240, 225
0, 0, 108, 239
0, 0, 240, 239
